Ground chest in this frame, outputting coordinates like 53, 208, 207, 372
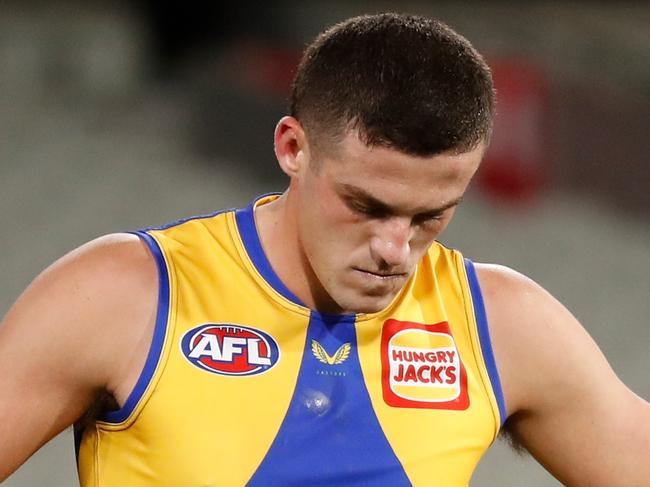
98, 301, 495, 486
81, 226, 501, 487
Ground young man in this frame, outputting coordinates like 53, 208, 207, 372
1, 13, 648, 487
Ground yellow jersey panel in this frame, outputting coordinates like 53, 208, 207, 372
356, 248, 502, 486
77, 194, 506, 487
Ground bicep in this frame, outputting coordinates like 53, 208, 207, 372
478, 264, 650, 487
0, 234, 157, 480
510, 382, 650, 487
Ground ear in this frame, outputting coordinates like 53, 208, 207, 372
274, 116, 310, 178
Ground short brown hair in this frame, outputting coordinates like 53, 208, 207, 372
290, 13, 495, 156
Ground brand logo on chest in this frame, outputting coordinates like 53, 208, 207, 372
381, 319, 469, 410
311, 340, 351, 365
180, 324, 280, 376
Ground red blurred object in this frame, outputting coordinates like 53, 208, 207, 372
228, 40, 302, 97
478, 59, 549, 203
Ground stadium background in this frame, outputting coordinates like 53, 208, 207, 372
1, 1, 648, 485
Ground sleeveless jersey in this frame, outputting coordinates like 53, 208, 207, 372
77, 194, 506, 487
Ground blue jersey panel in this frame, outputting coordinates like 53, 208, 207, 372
247, 313, 412, 486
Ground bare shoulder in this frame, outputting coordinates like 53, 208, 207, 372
0, 233, 158, 480
16, 232, 157, 297
473, 263, 650, 487
6, 232, 159, 395
2, 232, 158, 373
473, 263, 613, 413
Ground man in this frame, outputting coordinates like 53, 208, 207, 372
1, 12, 648, 487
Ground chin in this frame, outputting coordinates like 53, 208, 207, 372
336, 293, 394, 315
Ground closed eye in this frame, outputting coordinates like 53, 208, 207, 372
346, 198, 391, 219
412, 212, 445, 225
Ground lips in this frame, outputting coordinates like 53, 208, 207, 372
351, 268, 407, 299
353, 268, 408, 280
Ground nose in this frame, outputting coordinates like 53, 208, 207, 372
369, 218, 411, 268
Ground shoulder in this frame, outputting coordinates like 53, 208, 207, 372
472, 263, 607, 415
27, 233, 158, 328
54, 232, 156, 278
11, 232, 157, 316
471, 266, 650, 486
0, 233, 159, 478
2, 232, 158, 394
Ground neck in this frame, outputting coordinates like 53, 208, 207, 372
255, 192, 337, 311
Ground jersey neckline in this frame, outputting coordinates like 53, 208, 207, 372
234, 193, 307, 308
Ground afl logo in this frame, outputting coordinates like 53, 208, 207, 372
180, 324, 280, 376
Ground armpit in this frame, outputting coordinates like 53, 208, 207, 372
499, 413, 529, 456
78, 389, 120, 429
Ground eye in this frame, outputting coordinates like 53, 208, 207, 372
348, 200, 389, 219
412, 212, 444, 226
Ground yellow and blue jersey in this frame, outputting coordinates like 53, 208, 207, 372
77, 194, 506, 487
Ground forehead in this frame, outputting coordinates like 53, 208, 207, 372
319, 131, 484, 211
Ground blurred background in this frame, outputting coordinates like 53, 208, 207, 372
1, 1, 648, 486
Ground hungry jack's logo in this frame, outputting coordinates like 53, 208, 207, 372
381, 319, 469, 410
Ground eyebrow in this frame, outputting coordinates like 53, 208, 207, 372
338, 183, 463, 216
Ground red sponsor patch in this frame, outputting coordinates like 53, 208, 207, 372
381, 319, 469, 410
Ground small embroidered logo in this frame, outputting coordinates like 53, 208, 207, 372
311, 340, 351, 365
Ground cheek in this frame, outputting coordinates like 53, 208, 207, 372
306, 179, 366, 232
300, 206, 367, 271
297, 175, 372, 264
297, 186, 346, 261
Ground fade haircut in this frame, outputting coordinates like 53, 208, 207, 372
290, 13, 495, 157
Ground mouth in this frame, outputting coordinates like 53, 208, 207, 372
352, 268, 408, 281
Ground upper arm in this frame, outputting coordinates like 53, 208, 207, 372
476, 263, 650, 487
0, 233, 158, 481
